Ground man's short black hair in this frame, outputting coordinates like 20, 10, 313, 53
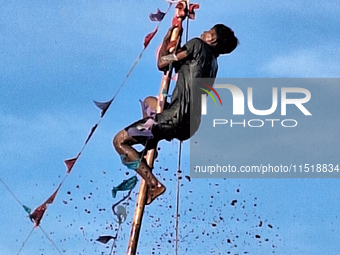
213, 24, 238, 55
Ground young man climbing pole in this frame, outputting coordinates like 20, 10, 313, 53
113, 24, 238, 205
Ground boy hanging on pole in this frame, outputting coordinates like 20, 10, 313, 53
113, 23, 238, 205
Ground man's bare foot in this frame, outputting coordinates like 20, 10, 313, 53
146, 182, 166, 205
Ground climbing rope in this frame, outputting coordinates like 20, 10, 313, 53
174, 13, 190, 253
175, 141, 182, 255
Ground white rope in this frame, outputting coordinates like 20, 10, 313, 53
175, 141, 182, 255
175, 7, 190, 253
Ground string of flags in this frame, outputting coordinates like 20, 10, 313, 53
27, 4, 172, 231
1, 1, 199, 254
96, 189, 133, 252
0, 178, 64, 255
0, 3, 172, 255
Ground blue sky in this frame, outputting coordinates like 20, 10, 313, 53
1, 0, 340, 254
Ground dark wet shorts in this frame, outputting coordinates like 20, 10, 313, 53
124, 115, 190, 145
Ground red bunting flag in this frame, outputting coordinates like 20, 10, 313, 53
143, 26, 158, 49
30, 204, 47, 228
29, 184, 62, 228
44, 183, 61, 204
94, 99, 114, 117
64, 153, 81, 174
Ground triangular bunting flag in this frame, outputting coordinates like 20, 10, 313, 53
94, 99, 113, 117
29, 184, 62, 228
143, 26, 158, 49
64, 153, 80, 174
85, 124, 98, 145
112, 175, 138, 197
30, 204, 47, 228
96, 235, 115, 244
23, 205, 32, 214
149, 9, 166, 22
115, 205, 127, 224
44, 183, 61, 205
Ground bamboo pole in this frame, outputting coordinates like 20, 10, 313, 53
126, 74, 171, 255
126, 2, 191, 254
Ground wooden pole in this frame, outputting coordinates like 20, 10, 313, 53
126, 73, 171, 255
126, 2, 192, 254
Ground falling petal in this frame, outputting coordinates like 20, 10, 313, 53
144, 26, 158, 49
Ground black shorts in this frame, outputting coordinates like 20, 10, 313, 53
124, 114, 190, 145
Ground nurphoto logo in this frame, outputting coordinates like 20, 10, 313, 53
199, 83, 312, 128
